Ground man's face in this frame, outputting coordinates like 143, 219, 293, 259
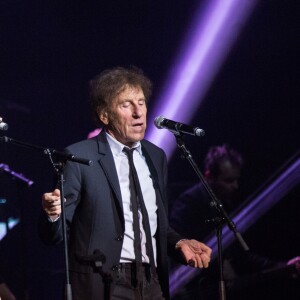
100, 85, 147, 147
209, 160, 241, 207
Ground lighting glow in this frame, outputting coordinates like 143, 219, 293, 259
146, 0, 258, 158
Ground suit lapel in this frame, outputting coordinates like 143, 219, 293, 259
141, 143, 165, 211
141, 142, 169, 257
96, 131, 124, 218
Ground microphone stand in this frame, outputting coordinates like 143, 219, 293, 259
173, 133, 249, 300
0, 135, 92, 300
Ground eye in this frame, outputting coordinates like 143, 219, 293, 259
138, 99, 146, 106
122, 101, 130, 108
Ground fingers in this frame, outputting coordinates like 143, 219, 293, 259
43, 189, 61, 202
190, 240, 212, 255
188, 252, 210, 269
43, 199, 61, 216
200, 242, 212, 256
42, 189, 62, 217
178, 239, 212, 269
194, 255, 204, 268
187, 240, 212, 268
187, 259, 195, 267
200, 253, 211, 268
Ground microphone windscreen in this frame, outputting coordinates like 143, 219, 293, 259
154, 115, 165, 128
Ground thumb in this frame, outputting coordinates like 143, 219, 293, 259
53, 188, 61, 197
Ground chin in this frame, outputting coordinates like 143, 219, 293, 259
133, 132, 145, 140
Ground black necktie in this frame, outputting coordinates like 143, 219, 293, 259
123, 148, 155, 282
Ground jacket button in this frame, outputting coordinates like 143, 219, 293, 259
116, 235, 123, 241
112, 265, 118, 271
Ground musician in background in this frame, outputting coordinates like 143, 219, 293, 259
170, 144, 300, 299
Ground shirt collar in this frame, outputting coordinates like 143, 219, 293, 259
105, 131, 142, 156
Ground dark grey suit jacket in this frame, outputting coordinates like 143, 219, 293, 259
39, 130, 182, 300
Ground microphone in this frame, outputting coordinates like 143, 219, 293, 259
154, 115, 205, 137
0, 117, 8, 131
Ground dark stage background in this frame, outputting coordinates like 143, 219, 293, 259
0, 0, 299, 299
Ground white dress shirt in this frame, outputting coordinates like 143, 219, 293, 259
106, 133, 158, 265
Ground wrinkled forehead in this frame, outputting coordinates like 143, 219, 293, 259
109, 85, 145, 107
115, 84, 142, 97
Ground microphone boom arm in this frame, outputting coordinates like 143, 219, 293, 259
0, 136, 92, 166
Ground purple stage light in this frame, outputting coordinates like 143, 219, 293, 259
169, 156, 300, 297
146, 0, 257, 158
0, 163, 34, 186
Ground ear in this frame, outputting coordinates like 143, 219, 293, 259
98, 110, 109, 125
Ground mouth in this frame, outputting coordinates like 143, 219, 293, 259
132, 122, 143, 128
132, 123, 145, 131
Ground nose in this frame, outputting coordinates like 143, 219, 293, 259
132, 104, 143, 117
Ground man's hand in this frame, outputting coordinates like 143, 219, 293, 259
176, 239, 212, 268
42, 189, 62, 220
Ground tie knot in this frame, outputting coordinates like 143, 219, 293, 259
123, 147, 135, 159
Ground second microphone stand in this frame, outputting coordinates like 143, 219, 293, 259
173, 133, 249, 300
0, 135, 92, 300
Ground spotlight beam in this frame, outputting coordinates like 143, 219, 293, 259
146, 0, 258, 158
